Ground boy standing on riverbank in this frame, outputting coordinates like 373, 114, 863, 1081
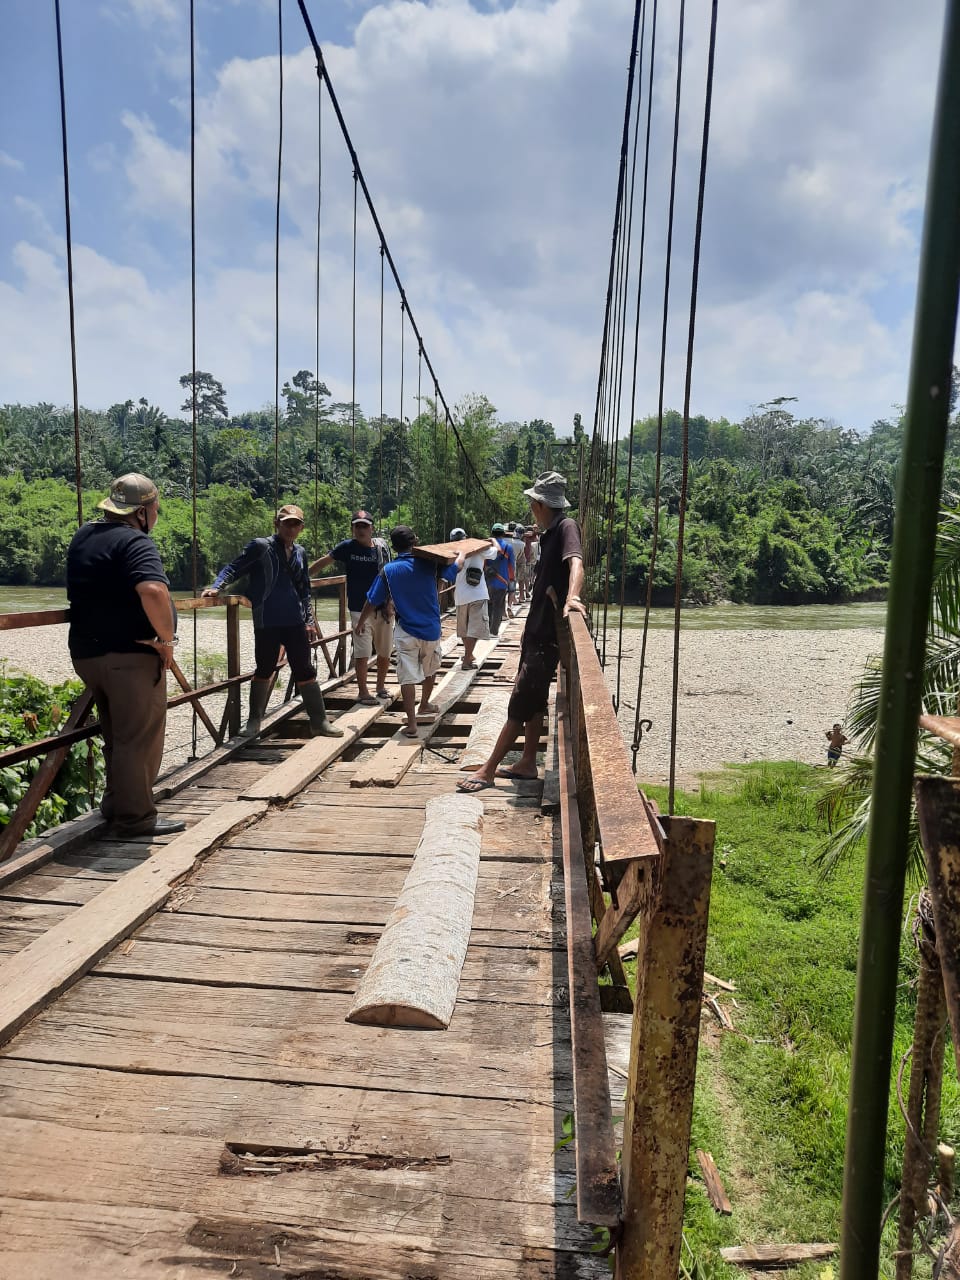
825, 723, 849, 766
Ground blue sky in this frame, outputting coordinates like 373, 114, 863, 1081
0, 0, 949, 435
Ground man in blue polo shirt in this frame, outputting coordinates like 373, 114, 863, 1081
356, 525, 458, 739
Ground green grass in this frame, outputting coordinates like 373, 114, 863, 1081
619, 762, 960, 1279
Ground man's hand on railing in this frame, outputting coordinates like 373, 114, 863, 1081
201, 587, 219, 599
563, 595, 587, 620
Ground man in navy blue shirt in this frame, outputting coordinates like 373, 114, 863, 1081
203, 505, 343, 739
310, 510, 393, 705
357, 525, 457, 739
486, 522, 515, 635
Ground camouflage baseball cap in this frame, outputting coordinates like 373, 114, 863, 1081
97, 473, 159, 515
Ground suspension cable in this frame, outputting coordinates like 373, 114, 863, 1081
378, 244, 384, 528
189, 0, 199, 759
351, 169, 358, 510
294, 0, 495, 509
668, 0, 718, 814
273, 0, 283, 512
313, 64, 323, 554
53, 0, 83, 528
398, 301, 404, 506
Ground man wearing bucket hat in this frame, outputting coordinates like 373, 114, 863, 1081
202, 504, 343, 740
66, 473, 185, 838
458, 472, 587, 793
309, 510, 394, 705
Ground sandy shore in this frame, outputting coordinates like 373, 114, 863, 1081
596, 624, 885, 788
1, 615, 884, 785
0, 615, 345, 776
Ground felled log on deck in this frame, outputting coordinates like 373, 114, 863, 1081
346, 794, 484, 1029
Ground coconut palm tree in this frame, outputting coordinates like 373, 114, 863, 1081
816, 503, 960, 877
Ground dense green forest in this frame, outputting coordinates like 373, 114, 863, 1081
2, 370, 959, 602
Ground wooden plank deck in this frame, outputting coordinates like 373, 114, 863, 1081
0, 620, 610, 1279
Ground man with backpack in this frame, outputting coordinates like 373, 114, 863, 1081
202, 504, 343, 739
486, 522, 515, 635
449, 527, 498, 671
310, 510, 394, 704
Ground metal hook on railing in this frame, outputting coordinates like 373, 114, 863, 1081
630, 718, 653, 775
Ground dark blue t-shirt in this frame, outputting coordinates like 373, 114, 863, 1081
331, 538, 385, 612
67, 520, 169, 659
367, 553, 456, 641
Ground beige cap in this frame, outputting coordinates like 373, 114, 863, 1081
276, 504, 305, 523
97, 473, 159, 515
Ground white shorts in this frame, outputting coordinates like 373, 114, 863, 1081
351, 610, 394, 663
457, 600, 490, 641
394, 623, 443, 686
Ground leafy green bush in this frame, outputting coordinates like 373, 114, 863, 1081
0, 669, 104, 837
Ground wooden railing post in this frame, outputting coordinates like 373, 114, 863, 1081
226, 600, 241, 738
616, 814, 715, 1280
0, 688, 96, 862
338, 578, 348, 676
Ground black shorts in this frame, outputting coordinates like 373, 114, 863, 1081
254, 624, 316, 683
507, 640, 560, 724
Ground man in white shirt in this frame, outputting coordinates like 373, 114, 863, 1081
450, 528, 498, 671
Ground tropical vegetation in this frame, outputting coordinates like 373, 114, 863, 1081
2, 372, 959, 599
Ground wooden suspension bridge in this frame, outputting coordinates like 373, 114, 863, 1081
0, 593, 714, 1279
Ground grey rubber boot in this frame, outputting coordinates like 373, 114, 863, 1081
300, 680, 344, 738
240, 678, 271, 738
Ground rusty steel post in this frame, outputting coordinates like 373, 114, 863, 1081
616, 815, 715, 1280
226, 600, 241, 738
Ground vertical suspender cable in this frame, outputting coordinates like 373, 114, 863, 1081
668, 0, 716, 814
313, 65, 323, 554
273, 0, 283, 511
351, 170, 358, 510
398, 302, 405, 504
53, 0, 83, 528
189, 0, 200, 758
379, 245, 385, 528
840, 1, 960, 1272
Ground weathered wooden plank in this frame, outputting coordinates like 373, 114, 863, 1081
718, 1243, 838, 1265
696, 1150, 733, 1214
6, 980, 569, 1101
144, 909, 561, 953
557, 689, 621, 1227
541, 690, 561, 813
241, 693, 400, 801
95, 934, 557, 1005
568, 613, 661, 871
0, 1113, 582, 1221
350, 634, 500, 788
0, 801, 267, 1047
347, 795, 483, 1028
0, 811, 106, 889
0, 1196, 610, 1280
411, 536, 493, 564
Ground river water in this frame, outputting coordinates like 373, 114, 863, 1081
0, 587, 888, 633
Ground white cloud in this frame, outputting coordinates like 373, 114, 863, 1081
0, 151, 24, 172
2, 0, 950, 436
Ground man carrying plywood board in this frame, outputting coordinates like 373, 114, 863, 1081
356, 526, 460, 740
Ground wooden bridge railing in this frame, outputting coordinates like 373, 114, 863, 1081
0, 577, 350, 860
558, 612, 716, 1278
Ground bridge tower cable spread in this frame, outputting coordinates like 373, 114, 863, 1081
313, 64, 323, 555
188, 0, 200, 759
295, 0, 496, 518
616, 0, 654, 715
668, 0, 718, 813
